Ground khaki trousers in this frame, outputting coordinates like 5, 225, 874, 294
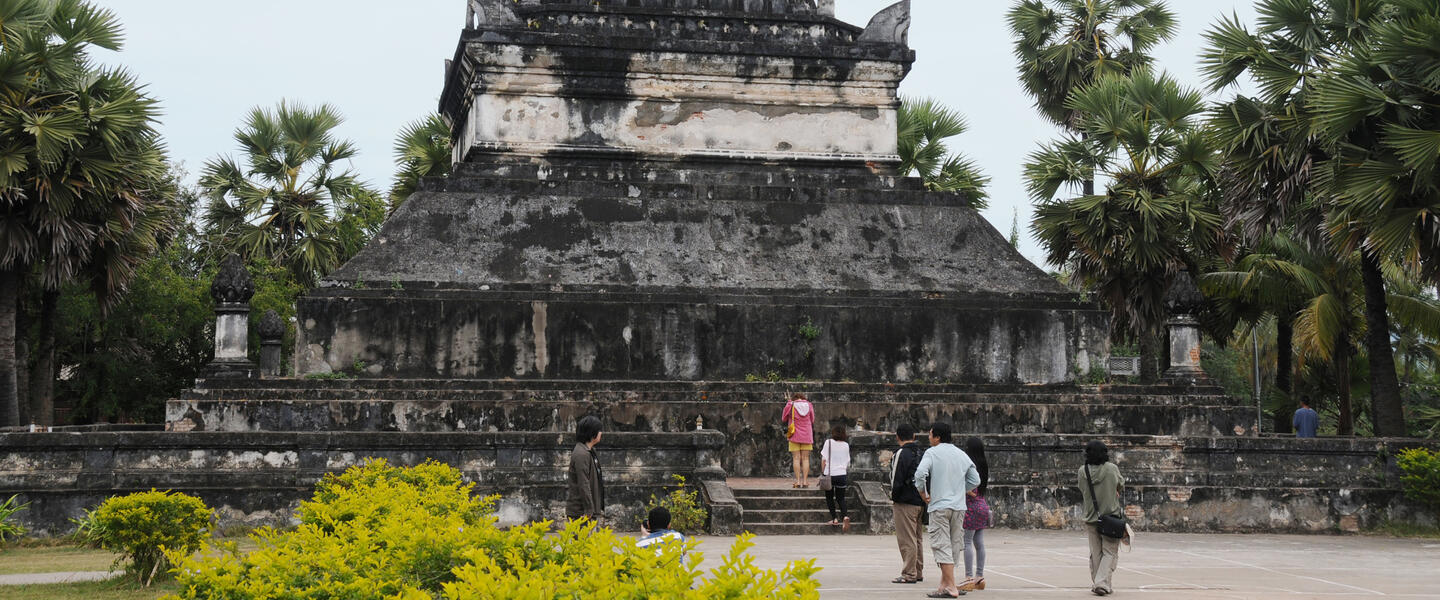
893, 503, 925, 580
1086, 524, 1121, 593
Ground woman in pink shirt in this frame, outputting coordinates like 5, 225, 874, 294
781, 392, 815, 488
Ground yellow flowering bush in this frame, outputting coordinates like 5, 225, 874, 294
89, 490, 212, 585
1397, 447, 1440, 511
163, 459, 820, 600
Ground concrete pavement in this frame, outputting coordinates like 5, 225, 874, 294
690, 529, 1440, 599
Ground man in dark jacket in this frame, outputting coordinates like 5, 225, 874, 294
566, 415, 605, 521
890, 423, 927, 584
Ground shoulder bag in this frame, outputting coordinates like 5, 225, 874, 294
1084, 464, 1127, 539
782, 403, 796, 438
818, 440, 833, 491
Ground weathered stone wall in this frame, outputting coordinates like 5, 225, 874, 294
296, 291, 1106, 384
168, 380, 1256, 478
447, 1, 911, 165
305, 161, 1108, 384
0, 431, 725, 536
846, 432, 1440, 533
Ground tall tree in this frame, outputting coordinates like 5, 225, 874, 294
1008, 0, 1178, 195
389, 113, 452, 209
1200, 233, 1310, 431
1026, 70, 1225, 380
1309, 0, 1440, 436
895, 97, 990, 206
200, 101, 373, 287
0, 0, 172, 426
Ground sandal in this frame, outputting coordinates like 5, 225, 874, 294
925, 592, 960, 598
891, 576, 917, 584
826, 519, 839, 526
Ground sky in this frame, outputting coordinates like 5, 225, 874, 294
92, 0, 1260, 267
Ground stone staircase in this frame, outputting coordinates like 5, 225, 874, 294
731, 480, 865, 535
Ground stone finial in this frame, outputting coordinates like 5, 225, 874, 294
1164, 269, 1205, 316
211, 254, 255, 305
258, 310, 285, 343
858, 0, 911, 46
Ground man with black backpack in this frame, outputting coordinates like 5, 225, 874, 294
889, 423, 927, 585
1077, 440, 1127, 596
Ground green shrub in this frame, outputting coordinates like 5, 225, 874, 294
442, 526, 818, 600
1397, 447, 1440, 511
90, 490, 212, 585
641, 474, 707, 534
0, 494, 27, 545
164, 459, 820, 600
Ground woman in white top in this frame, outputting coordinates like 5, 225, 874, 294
821, 424, 852, 531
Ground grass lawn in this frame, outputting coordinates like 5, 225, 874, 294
0, 578, 178, 600
0, 538, 258, 578
0, 545, 120, 576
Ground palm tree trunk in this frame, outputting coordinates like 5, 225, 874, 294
1273, 314, 1295, 434
1336, 337, 1353, 436
0, 269, 19, 427
28, 289, 58, 427
1359, 249, 1405, 437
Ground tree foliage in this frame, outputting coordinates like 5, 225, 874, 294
389, 113, 452, 208
896, 97, 990, 206
1027, 70, 1225, 340
200, 101, 382, 287
0, 0, 178, 426
1008, 0, 1178, 130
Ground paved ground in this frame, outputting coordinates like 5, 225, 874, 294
2, 530, 1435, 599
690, 530, 1440, 599
0, 571, 110, 585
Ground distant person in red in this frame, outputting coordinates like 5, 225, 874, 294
781, 392, 815, 488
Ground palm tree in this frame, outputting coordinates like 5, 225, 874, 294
1200, 234, 1310, 431
1026, 70, 1225, 381
1008, 0, 1177, 195
0, 0, 172, 426
389, 113, 452, 209
200, 101, 371, 287
1203, 233, 1359, 432
1199, 1, 1381, 244
1309, 0, 1440, 436
895, 98, 989, 206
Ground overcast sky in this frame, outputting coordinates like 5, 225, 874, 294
92, 0, 1260, 267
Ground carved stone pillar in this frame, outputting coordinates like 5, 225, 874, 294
1163, 269, 1210, 384
206, 254, 258, 379
258, 310, 285, 377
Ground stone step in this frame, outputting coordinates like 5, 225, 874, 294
735, 494, 847, 511
740, 508, 842, 524
180, 385, 1235, 406
186, 378, 1229, 398
728, 487, 834, 497
738, 521, 867, 535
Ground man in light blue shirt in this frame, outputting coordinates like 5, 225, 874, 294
914, 421, 981, 598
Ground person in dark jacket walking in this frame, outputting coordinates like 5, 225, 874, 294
566, 415, 606, 521
889, 423, 926, 584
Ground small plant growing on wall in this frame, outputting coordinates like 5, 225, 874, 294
641, 474, 707, 534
